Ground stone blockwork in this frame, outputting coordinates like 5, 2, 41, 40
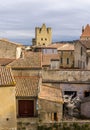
42, 70, 90, 82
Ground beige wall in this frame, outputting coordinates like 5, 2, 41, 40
0, 40, 22, 59
59, 51, 74, 68
0, 87, 17, 129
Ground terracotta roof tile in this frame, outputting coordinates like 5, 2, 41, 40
57, 43, 74, 51
42, 54, 60, 66
8, 52, 42, 68
38, 85, 63, 103
0, 67, 15, 86
15, 76, 39, 97
0, 58, 15, 66
81, 24, 90, 37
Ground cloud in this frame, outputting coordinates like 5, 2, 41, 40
0, 0, 90, 44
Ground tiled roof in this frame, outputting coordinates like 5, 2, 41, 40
42, 54, 60, 66
48, 43, 65, 49
0, 38, 23, 46
0, 58, 15, 66
79, 40, 90, 49
0, 67, 15, 86
57, 43, 74, 51
15, 76, 39, 97
81, 24, 90, 37
38, 85, 63, 103
8, 52, 42, 68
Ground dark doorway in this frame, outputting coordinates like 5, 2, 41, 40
18, 100, 34, 117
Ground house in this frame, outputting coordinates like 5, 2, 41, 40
74, 40, 90, 69
0, 39, 23, 59
0, 67, 16, 129
32, 23, 52, 46
38, 85, 63, 123
15, 76, 63, 128
80, 24, 90, 40
57, 43, 74, 68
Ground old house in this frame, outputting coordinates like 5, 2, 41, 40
0, 39, 23, 59
38, 85, 63, 123
57, 43, 74, 68
0, 67, 16, 130
32, 23, 52, 46
74, 40, 90, 69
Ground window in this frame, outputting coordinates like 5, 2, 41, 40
61, 58, 63, 64
84, 91, 90, 97
45, 38, 47, 41
54, 113, 58, 121
81, 47, 83, 56
64, 91, 77, 98
67, 58, 69, 64
41, 38, 43, 41
18, 100, 34, 117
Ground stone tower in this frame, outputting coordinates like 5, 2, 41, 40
80, 24, 90, 40
32, 23, 52, 46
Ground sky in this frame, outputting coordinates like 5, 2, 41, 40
0, 0, 90, 45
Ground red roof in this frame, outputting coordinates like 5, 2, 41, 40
81, 24, 90, 37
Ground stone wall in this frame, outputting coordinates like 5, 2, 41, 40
42, 70, 90, 82
38, 99, 63, 123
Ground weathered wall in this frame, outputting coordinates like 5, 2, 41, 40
74, 42, 86, 69
42, 70, 90, 82
0, 87, 17, 129
38, 99, 63, 123
60, 83, 90, 99
12, 69, 41, 76
81, 100, 90, 118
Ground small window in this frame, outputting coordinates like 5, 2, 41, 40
81, 47, 83, 56
45, 38, 47, 41
54, 113, 58, 121
84, 91, 90, 97
41, 38, 43, 41
67, 58, 69, 64
61, 58, 63, 64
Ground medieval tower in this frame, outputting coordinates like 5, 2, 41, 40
32, 23, 52, 46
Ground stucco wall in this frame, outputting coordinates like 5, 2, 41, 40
0, 87, 16, 129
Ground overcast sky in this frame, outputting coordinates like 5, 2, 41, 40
0, 0, 90, 45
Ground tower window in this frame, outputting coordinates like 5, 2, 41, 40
41, 38, 43, 41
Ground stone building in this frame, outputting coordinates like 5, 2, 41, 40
32, 24, 52, 46
74, 40, 90, 69
0, 39, 23, 59
0, 67, 16, 130
38, 85, 63, 123
57, 43, 74, 68
80, 24, 90, 40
